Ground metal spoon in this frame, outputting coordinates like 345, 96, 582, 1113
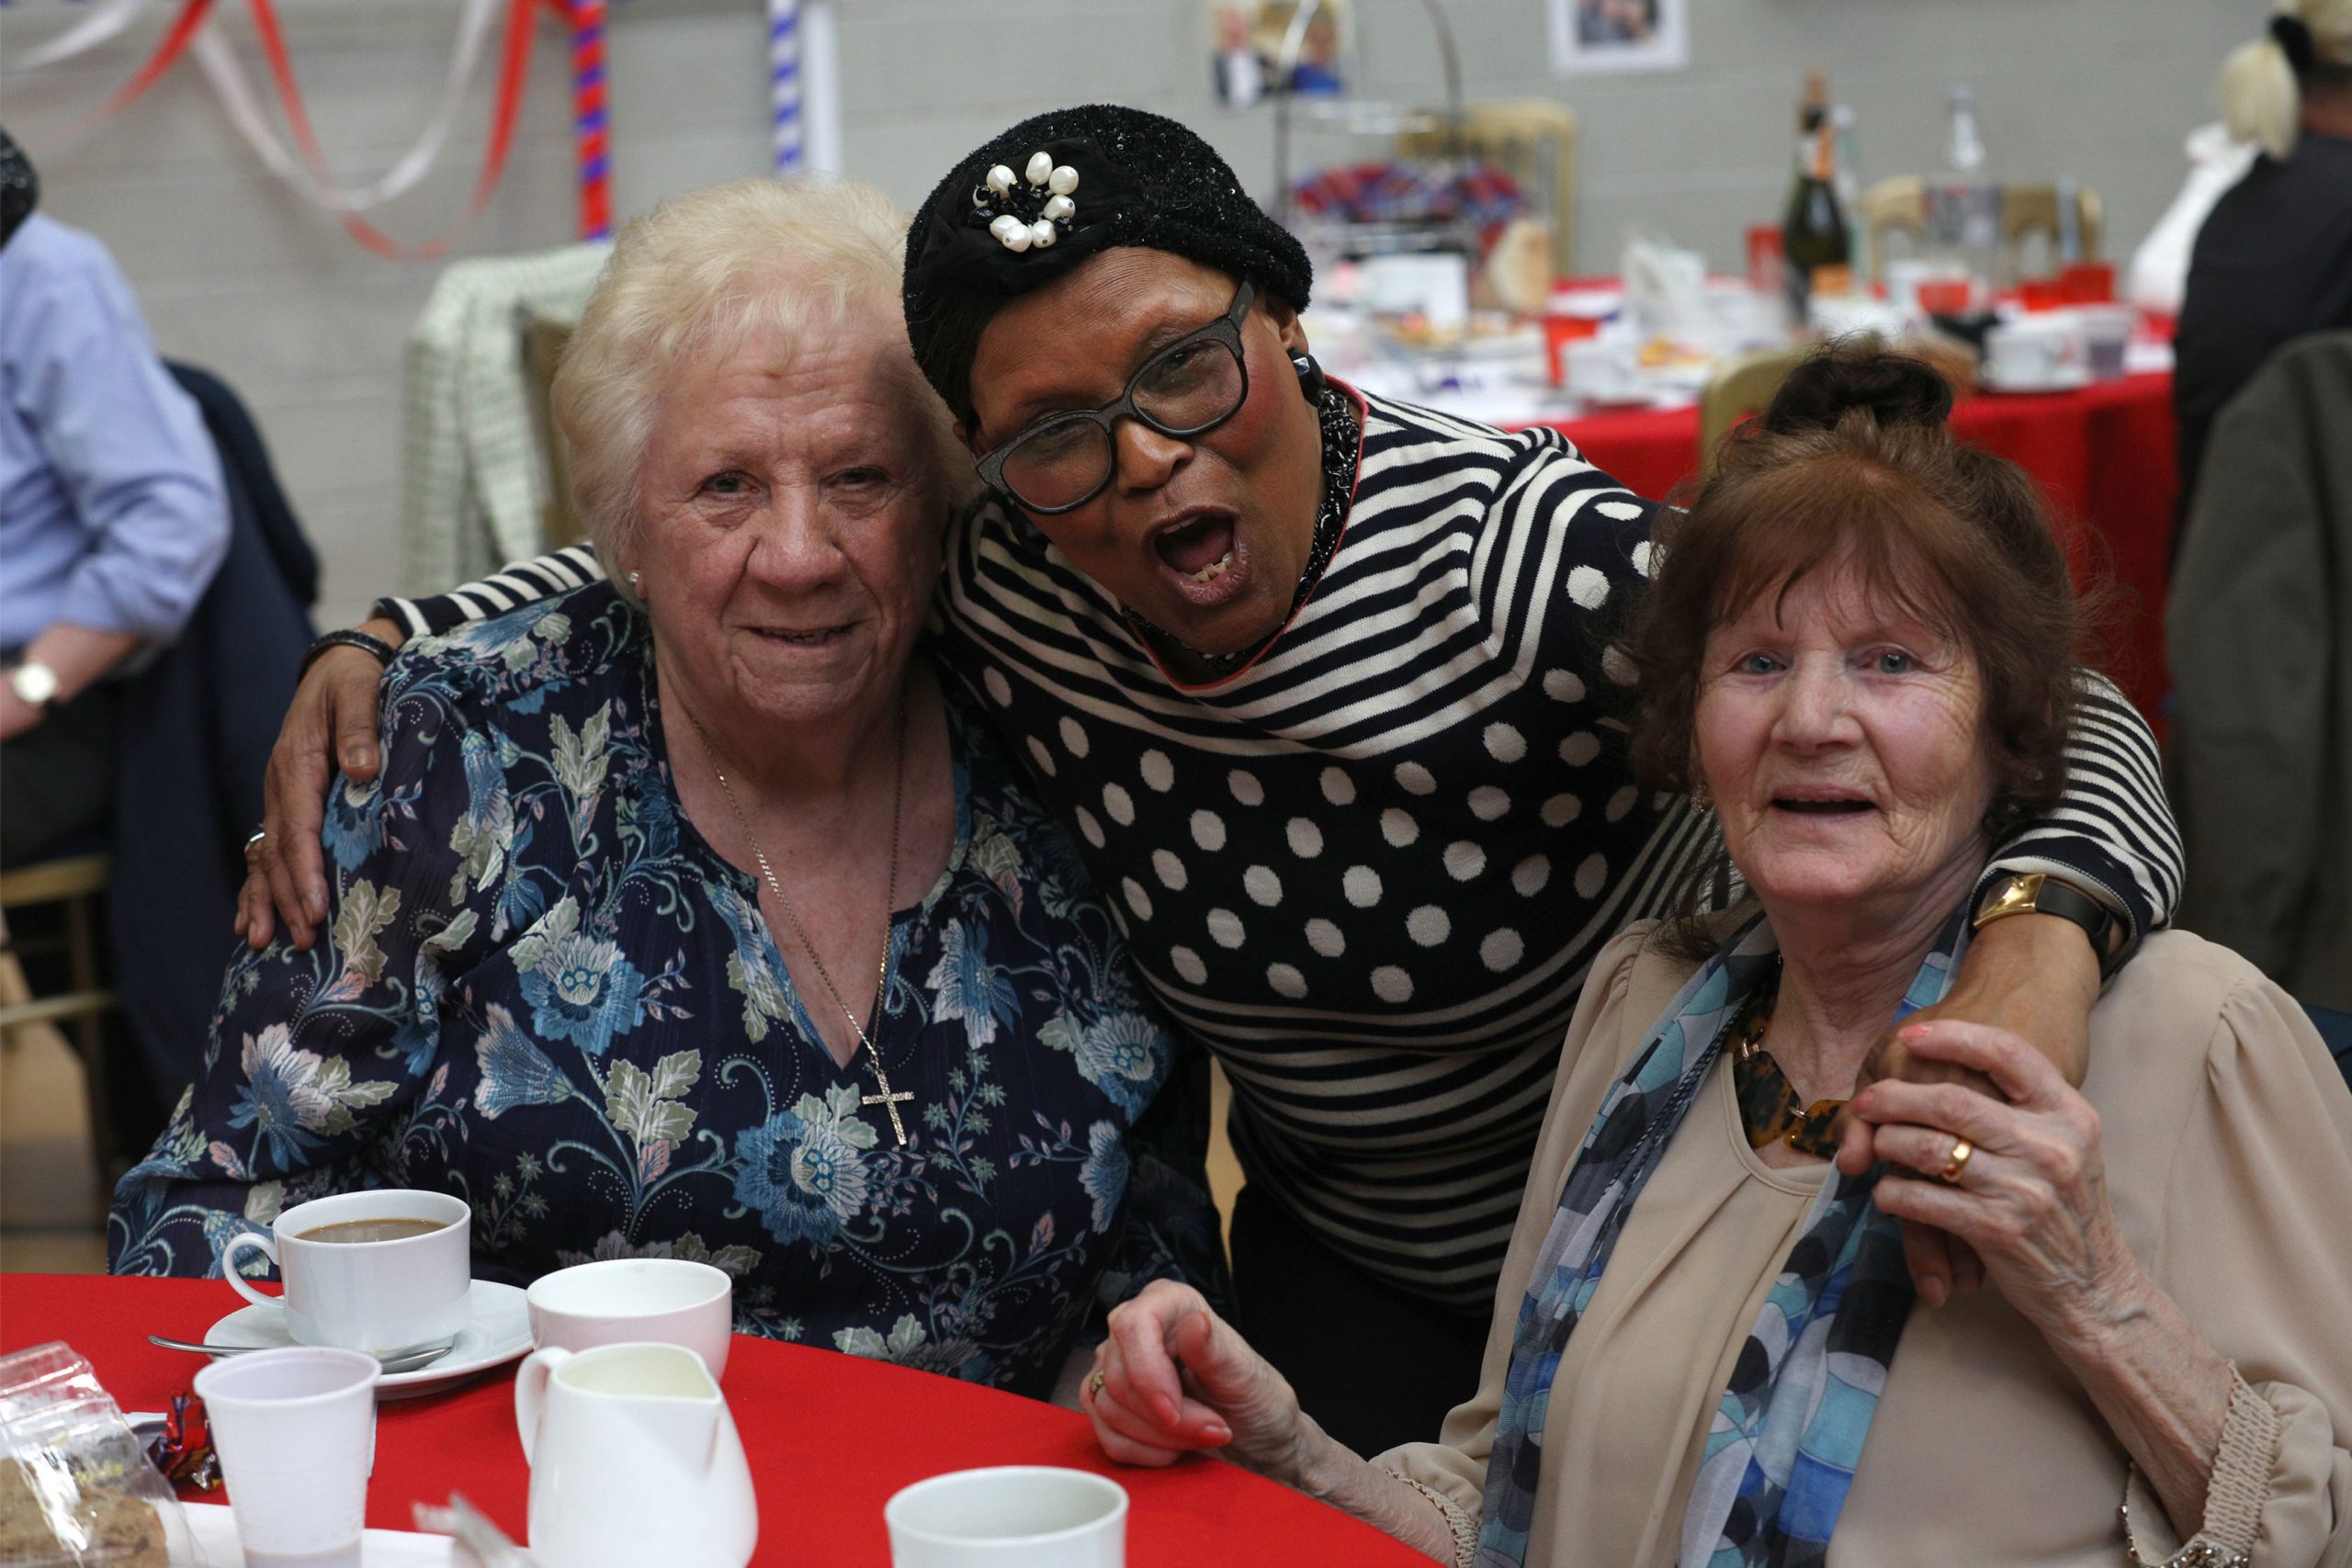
146, 1335, 455, 1375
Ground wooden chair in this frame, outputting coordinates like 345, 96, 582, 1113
2001, 183, 2103, 268
1856, 175, 1927, 286
0, 853, 121, 1172
1697, 344, 1815, 477
521, 315, 584, 548
1856, 177, 2101, 285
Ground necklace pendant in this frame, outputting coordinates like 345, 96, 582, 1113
862, 1055, 915, 1147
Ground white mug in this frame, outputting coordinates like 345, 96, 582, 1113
526, 1258, 734, 1378
885, 1467, 1127, 1568
514, 1343, 756, 1568
195, 1347, 379, 1568
221, 1189, 470, 1356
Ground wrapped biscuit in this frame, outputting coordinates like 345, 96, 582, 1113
0, 1342, 204, 1567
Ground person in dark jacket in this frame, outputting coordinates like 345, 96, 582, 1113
2172, 0, 2352, 564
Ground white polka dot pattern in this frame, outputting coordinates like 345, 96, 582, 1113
1286, 818, 1325, 858
1243, 865, 1283, 907
1228, 769, 1264, 806
1381, 808, 1419, 848
1407, 905, 1451, 946
1139, 750, 1175, 791
1444, 840, 1486, 881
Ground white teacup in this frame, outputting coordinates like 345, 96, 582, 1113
526, 1258, 735, 1379
220, 1189, 471, 1356
885, 1467, 1128, 1568
1982, 320, 2075, 386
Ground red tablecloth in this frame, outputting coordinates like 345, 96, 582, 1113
0, 1275, 1430, 1566
1532, 372, 2178, 722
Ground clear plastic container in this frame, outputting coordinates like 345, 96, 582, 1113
0, 1342, 207, 1566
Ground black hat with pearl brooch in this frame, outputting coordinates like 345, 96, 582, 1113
902, 104, 1312, 428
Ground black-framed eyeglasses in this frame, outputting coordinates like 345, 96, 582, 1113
975, 279, 1257, 515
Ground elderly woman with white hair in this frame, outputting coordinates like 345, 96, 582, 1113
107, 177, 1221, 1398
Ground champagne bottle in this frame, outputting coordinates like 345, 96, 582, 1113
1781, 69, 1852, 319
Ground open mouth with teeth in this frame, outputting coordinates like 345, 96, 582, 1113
1771, 795, 1874, 815
1152, 512, 1239, 588
753, 626, 848, 647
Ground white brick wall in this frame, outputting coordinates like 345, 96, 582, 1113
0, 0, 2262, 626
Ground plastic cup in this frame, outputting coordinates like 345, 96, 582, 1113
1543, 312, 1600, 388
2061, 261, 2116, 304
195, 1348, 379, 1568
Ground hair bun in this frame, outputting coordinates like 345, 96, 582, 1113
1758, 345, 1954, 436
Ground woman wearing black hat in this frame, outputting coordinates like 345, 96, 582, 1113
244, 106, 2184, 1454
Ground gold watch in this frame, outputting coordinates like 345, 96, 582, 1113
1973, 872, 2126, 979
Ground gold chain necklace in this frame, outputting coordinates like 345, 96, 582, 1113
691, 701, 917, 1145
1728, 961, 1847, 1159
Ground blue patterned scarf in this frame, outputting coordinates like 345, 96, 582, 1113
1474, 910, 1967, 1568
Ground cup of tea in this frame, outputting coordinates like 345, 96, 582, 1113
885, 1467, 1127, 1567
220, 1189, 471, 1356
526, 1258, 735, 1379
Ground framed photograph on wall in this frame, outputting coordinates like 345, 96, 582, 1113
1549, 0, 1689, 75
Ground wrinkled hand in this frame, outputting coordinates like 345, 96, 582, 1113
1836, 910, 2098, 1304
235, 619, 403, 951
1083, 1280, 1305, 1482
1853, 1020, 2139, 1344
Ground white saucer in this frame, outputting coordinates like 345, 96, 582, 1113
204, 1280, 532, 1401
182, 1504, 454, 1564
1977, 364, 2092, 395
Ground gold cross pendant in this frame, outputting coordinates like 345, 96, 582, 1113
862, 1060, 913, 1146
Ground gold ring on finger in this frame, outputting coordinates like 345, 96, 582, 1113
1937, 1136, 1973, 1185
1085, 1367, 1106, 1401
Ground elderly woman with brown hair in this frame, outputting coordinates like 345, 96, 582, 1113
1081, 349, 2352, 1566
109, 176, 1221, 1397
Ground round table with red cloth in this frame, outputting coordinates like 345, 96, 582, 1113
1531, 371, 2178, 723
0, 1274, 1434, 1566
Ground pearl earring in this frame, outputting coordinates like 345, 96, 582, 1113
627, 570, 642, 592
1690, 779, 1713, 811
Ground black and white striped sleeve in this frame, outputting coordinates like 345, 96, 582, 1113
372, 546, 605, 638
1979, 672, 2183, 942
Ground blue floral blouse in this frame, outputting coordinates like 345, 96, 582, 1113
109, 585, 1220, 1397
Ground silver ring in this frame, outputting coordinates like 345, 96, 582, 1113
244, 829, 268, 849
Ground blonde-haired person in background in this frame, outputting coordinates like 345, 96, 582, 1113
2172, 0, 2352, 562
110, 176, 1225, 1398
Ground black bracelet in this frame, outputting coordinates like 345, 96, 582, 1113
299, 628, 399, 680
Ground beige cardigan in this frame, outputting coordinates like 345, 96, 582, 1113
1378, 923, 2352, 1567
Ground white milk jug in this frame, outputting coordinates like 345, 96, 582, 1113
514, 1342, 757, 1568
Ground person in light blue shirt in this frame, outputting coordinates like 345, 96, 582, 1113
1, 128, 230, 865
